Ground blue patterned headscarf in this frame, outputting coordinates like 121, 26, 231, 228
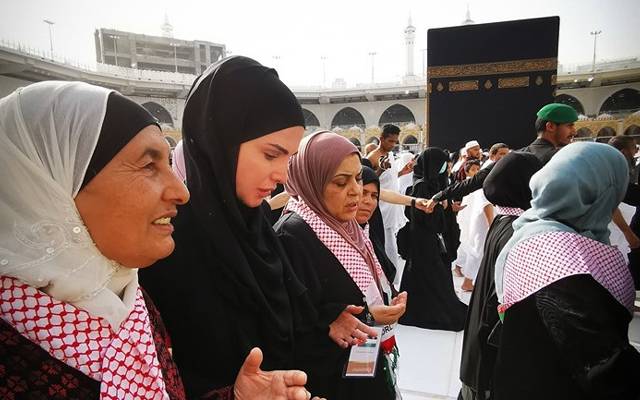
495, 141, 629, 302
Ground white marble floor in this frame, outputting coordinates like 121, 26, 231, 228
396, 268, 471, 400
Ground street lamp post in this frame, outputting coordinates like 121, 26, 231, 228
43, 19, 54, 57
320, 56, 327, 87
170, 43, 178, 72
590, 30, 602, 73
368, 51, 377, 84
109, 35, 121, 67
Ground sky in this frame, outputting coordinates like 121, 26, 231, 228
1, 0, 639, 88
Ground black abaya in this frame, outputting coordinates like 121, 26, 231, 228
275, 212, 395, 400
459, 152, 544, 399
493, 275, 640, 400
361, 165, 396, 284
459, 215, 516, 398
399, 148, 468, 331
139, 56, 309, 397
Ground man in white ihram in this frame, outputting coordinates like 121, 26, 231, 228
366, 124, 414, 287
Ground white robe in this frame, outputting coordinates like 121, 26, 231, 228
397, 152, 415, 196
378, 152, 407, 285
456, 187, 494, 282
608, 202, 636, 263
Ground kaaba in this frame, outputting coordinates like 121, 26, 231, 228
426, 16, 560, 151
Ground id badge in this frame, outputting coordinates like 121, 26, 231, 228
343, 326, 382, 378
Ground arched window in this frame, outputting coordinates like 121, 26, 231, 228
141, 102, 174, 127
302, 109, 320, 127
331, 107, 365, 129
378, 104, 416, 125
554, 94, 585, 115
624, 125, 640, 137
402, 135, 418, 144
600, 89, 640, 114
596, 126, 617, 142
575, 127, 593, 138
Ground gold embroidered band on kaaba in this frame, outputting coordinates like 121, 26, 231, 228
449, 80, 479, 92
427, 57, 557, 79
498, 76, 530, 89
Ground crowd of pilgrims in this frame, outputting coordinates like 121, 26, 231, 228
1, 55, 639, 400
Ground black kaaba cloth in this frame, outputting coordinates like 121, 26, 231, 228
427, 17, 559, 151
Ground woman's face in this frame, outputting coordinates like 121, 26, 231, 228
236, 126, 304, 208
355, 182, 379, 225
323, 154, 363, 222
75, 125, 190, 268
467, 164, 480, 177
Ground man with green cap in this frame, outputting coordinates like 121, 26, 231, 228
521, 102, 578, 165
426, 103, 578, 205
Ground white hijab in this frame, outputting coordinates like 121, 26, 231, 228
0, 81, 138, 330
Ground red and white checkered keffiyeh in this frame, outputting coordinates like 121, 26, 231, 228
0, 276, 169, 400
286, 199, 386, 294
499, 231, 635, 315
495, 206, 525, 217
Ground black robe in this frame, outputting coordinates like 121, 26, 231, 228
400, 148, 468, 331
441, 174, 462, 265
140, 203, 305, 397
459, 215, 516, 398
361, 164, 396, 284
140, 56, 309, 398
493, 275, 640, 400
368, 207, 396, 284
274, 212, 395, 400
623, 178, 640, 289
398, 183, 468, 331
519, 137, 558, 166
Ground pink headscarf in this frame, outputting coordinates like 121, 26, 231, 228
172, 139, 186, 181
286, 131, 380, 285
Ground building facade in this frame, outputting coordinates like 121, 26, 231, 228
94, 28, 225, 75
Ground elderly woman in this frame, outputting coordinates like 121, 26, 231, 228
493, 142, 640, 399
275, 131, 406, 400
0, 81, 314, 400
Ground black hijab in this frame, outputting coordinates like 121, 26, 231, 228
361, 166, 397, 284
183, 55, 306, 337
361, 165, 380, 194
483, 152, 543, 210
80, 92, 158, 189
360, 166, 381, 236
140, 56, 307, 394
413, 147, 449, 197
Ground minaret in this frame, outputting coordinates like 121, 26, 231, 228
404, 15, 416, 77
461, 4, 474, 25
161, 13, 174, 38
